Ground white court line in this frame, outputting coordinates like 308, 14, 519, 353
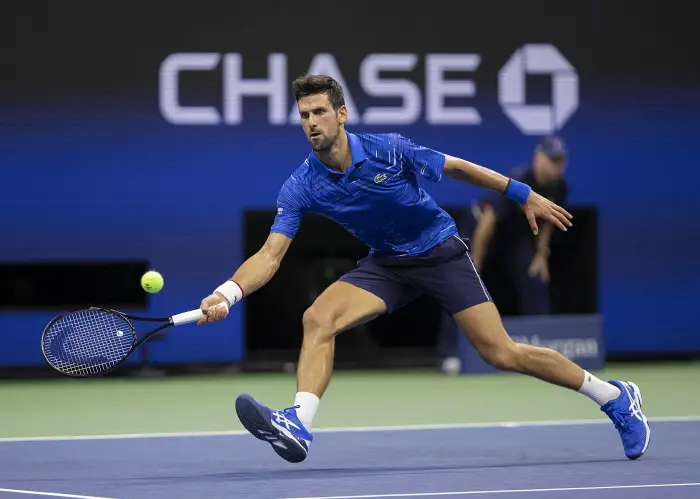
0, 415, 698, 443
0, 488, 116, 499
279, 482, 700, 499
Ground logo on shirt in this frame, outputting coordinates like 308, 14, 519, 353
374, 173, 388, 184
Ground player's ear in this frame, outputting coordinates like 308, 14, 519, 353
337, 105, 348, 124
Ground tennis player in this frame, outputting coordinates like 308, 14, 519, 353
196, 75, 650, 464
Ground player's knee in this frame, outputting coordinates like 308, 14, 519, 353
479, 342, 520, 371
302, 306, 338, 341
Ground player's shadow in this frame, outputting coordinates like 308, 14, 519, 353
233, 457, 629, 480
132, 456, 633, 484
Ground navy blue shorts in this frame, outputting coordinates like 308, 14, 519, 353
339, 235, 492, 316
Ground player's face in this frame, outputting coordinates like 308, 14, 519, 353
534, 151, 566, 184
298, 93, 347, 151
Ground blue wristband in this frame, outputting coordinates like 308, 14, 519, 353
504, 178, 531, 205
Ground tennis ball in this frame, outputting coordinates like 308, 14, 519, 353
141, 270, 164, 293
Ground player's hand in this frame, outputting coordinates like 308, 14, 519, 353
528, 253, 551, 283
523, 191, 573, 235
197, 293, 230, 326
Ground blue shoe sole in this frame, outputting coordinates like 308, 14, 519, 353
235, 394, 308, 463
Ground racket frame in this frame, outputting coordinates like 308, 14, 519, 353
40, 306, 180, 378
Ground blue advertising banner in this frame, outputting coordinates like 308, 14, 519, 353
2, 1, 698, 367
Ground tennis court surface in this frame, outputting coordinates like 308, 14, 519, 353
2, 418, 699, 499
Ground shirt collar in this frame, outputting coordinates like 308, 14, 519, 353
347, 131, 367, 165
308, 131, 367, 175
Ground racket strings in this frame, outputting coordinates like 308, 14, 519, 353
42, 309, 134, 376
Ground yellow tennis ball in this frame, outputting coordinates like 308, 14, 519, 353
141, 270, 164, 293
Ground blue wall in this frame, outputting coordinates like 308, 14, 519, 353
2, 1, 698, 367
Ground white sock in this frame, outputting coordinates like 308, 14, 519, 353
578, 371, 621, 406
294, 392, 320, 432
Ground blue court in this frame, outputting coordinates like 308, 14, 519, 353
1, 419, 698, 499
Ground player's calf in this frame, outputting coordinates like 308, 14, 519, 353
297, 305, 341, 398
468, 334, 580, 390
474, 341, 521, 372
454, 302, 585, 390
296, 281, 387, 431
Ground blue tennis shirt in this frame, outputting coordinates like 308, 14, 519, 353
270, 131, 458, 256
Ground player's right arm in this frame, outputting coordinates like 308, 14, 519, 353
224, 232, 292, 299
197, 175, 310, 325
196, 232, 292, 325
231, 232, 292, 297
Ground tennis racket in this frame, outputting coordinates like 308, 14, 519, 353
40, 307, 203, 378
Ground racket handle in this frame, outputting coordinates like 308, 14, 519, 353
171, 309, 204, 326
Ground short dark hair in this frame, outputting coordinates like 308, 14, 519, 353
292, 74, 345, 110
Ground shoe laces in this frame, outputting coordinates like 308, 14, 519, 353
282, 404, 300, 414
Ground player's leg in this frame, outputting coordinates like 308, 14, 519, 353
409, 235, 650, 459
235, 258, 418, 463
454, 301, 585, 389
452, 301, 649, 459
295, 280, 388, 410
404, 236, 581, 387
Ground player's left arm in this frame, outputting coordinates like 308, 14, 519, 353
442, 155, 573, 235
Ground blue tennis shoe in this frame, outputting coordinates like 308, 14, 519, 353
235, 393, 313, 463
601, 380, 650, 460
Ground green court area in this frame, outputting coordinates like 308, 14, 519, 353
2, 362, 698, 438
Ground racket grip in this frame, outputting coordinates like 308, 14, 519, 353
172, 309, 204, 326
